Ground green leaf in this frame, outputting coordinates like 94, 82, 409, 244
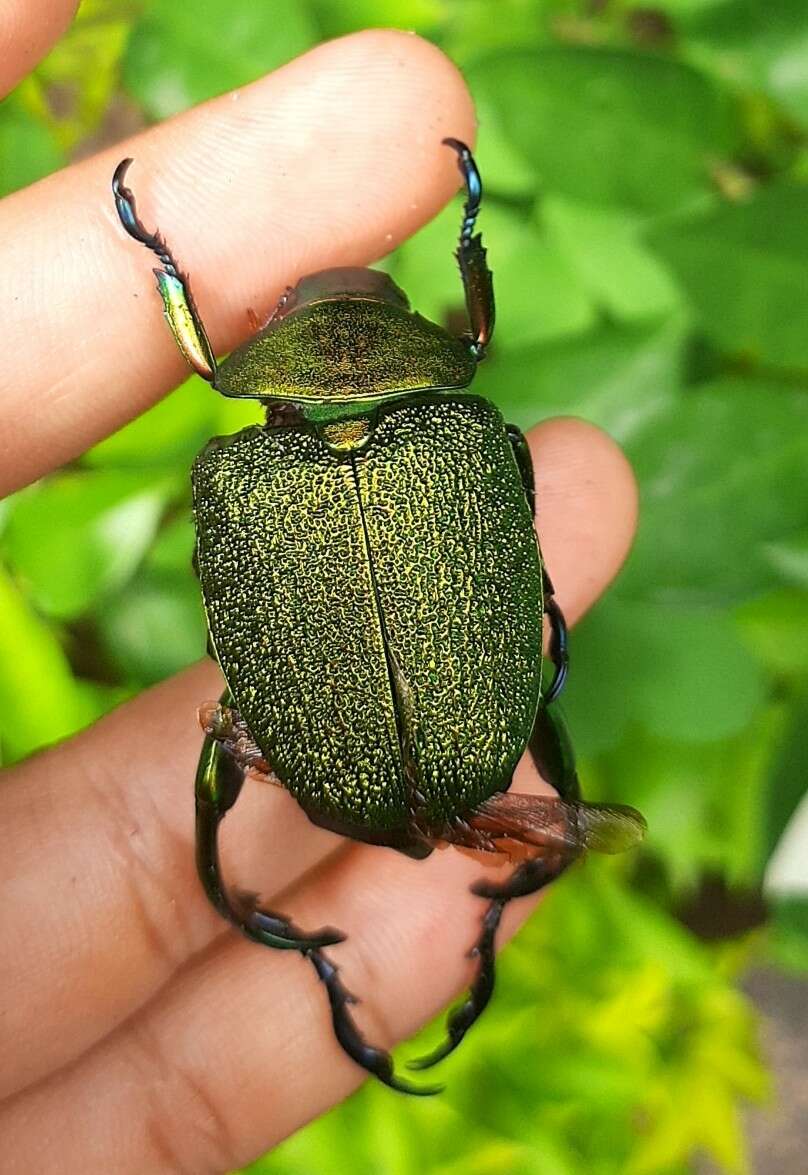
4, 472, 171, 620
146, 515, 196, 573
768, 898, 808, 972
593, 709, 783, 888
123, 0, 318, 119
469, 95, 540, 200
620, 377, 808, 604
468, 46, 738, 214
650, 183, 808, 369
311, 0, 444, 39
30, 0, 132, 153
564, 597, 766, 752
390, 199, 595, 351
677, 0, 808, 126
96, 567, 206, 685
540, 194, 682, 322
85, 377, 216, 468
762, 690, 808, 864
760, 532, 808, 589
0, 94, 64, 198
0, 565, 98, 762
735, 589, 808, 677
481, 318, 685, 438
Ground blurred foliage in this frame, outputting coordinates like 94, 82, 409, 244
3, 0, 808, 1171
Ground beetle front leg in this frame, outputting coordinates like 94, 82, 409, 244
195, 697, 343, 952
408, 705, 644, 1070
112, 159, 217, 383
507, 422, 569, 705
444, 139, 495, 360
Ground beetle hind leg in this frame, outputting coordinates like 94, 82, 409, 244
196, 696, 443, 1094
408, 705, 644, 1071
309, 952, 444, 1096
195, 699, 343, 952
407, 855, 564, 1072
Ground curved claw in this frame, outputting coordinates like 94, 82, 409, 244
112, 158, 170, 261
309, 952, 444, 1096
442, 137, 482, 229
406, 1034, 459, 1071
407, 900, 502, 1072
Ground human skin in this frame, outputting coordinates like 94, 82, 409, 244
0, 14, 638, 1174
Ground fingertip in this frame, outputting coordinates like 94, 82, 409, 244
0, 0, 79, 97
528, 417, 639, 624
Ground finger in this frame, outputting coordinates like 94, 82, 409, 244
0, 0, 78, 97
0, 659, 346, 1101
0, 29, 475, 495
531, 416, 638, 624
0, 420, 637, 1158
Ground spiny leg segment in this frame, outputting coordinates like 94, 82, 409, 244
408, 704, 645, 1071
112, 159, 217, 382
408, 704, 574, 1072
444, 139, 495, 360
196, 693, 442, 1096
506, 422, 569, 705
195, 697, 342, 952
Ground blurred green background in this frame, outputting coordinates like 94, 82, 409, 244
3, 1, 808, 1171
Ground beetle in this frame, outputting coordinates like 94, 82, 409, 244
111, 140, 645, 1095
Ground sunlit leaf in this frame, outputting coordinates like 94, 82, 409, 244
675, 0, 808, 126
620, 378, 808, 604
482, 318, 685, 437
85, 377, 216, 468
468, 46, 739, 214
4, 472, 172, 620
123, 0, 318, 119
0, 566, 98, 762
96, 567, 206, 685
651, 184, 808, 369
0, 94, 64, 198
540, 194, 682, 322
391, 198, 595, 351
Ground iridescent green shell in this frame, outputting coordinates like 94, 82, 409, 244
215, 268, 476, 403
191, 395, 543, 844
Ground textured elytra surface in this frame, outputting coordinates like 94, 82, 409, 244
215, 299, 476, 401
353, 397, 543, 823
192, 395, 543, 834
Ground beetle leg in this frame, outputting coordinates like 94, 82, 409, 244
529, 699, 580, 802
196, 696, 443, 1096
506, 423, 536, 516
542, 580, 569, 705
195, 698, 344, 951
408, 706, 644, 1070
112, 159, 217, 383
407, 856, 565, 1071
443, 139, 495, 361
198, 697, 280, 782
308, 952, 444, 1096
506, 423, 569, 704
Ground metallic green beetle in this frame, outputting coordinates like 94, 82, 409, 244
112, 141, 645, 1095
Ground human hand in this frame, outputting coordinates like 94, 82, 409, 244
0, 11, 637, 1172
